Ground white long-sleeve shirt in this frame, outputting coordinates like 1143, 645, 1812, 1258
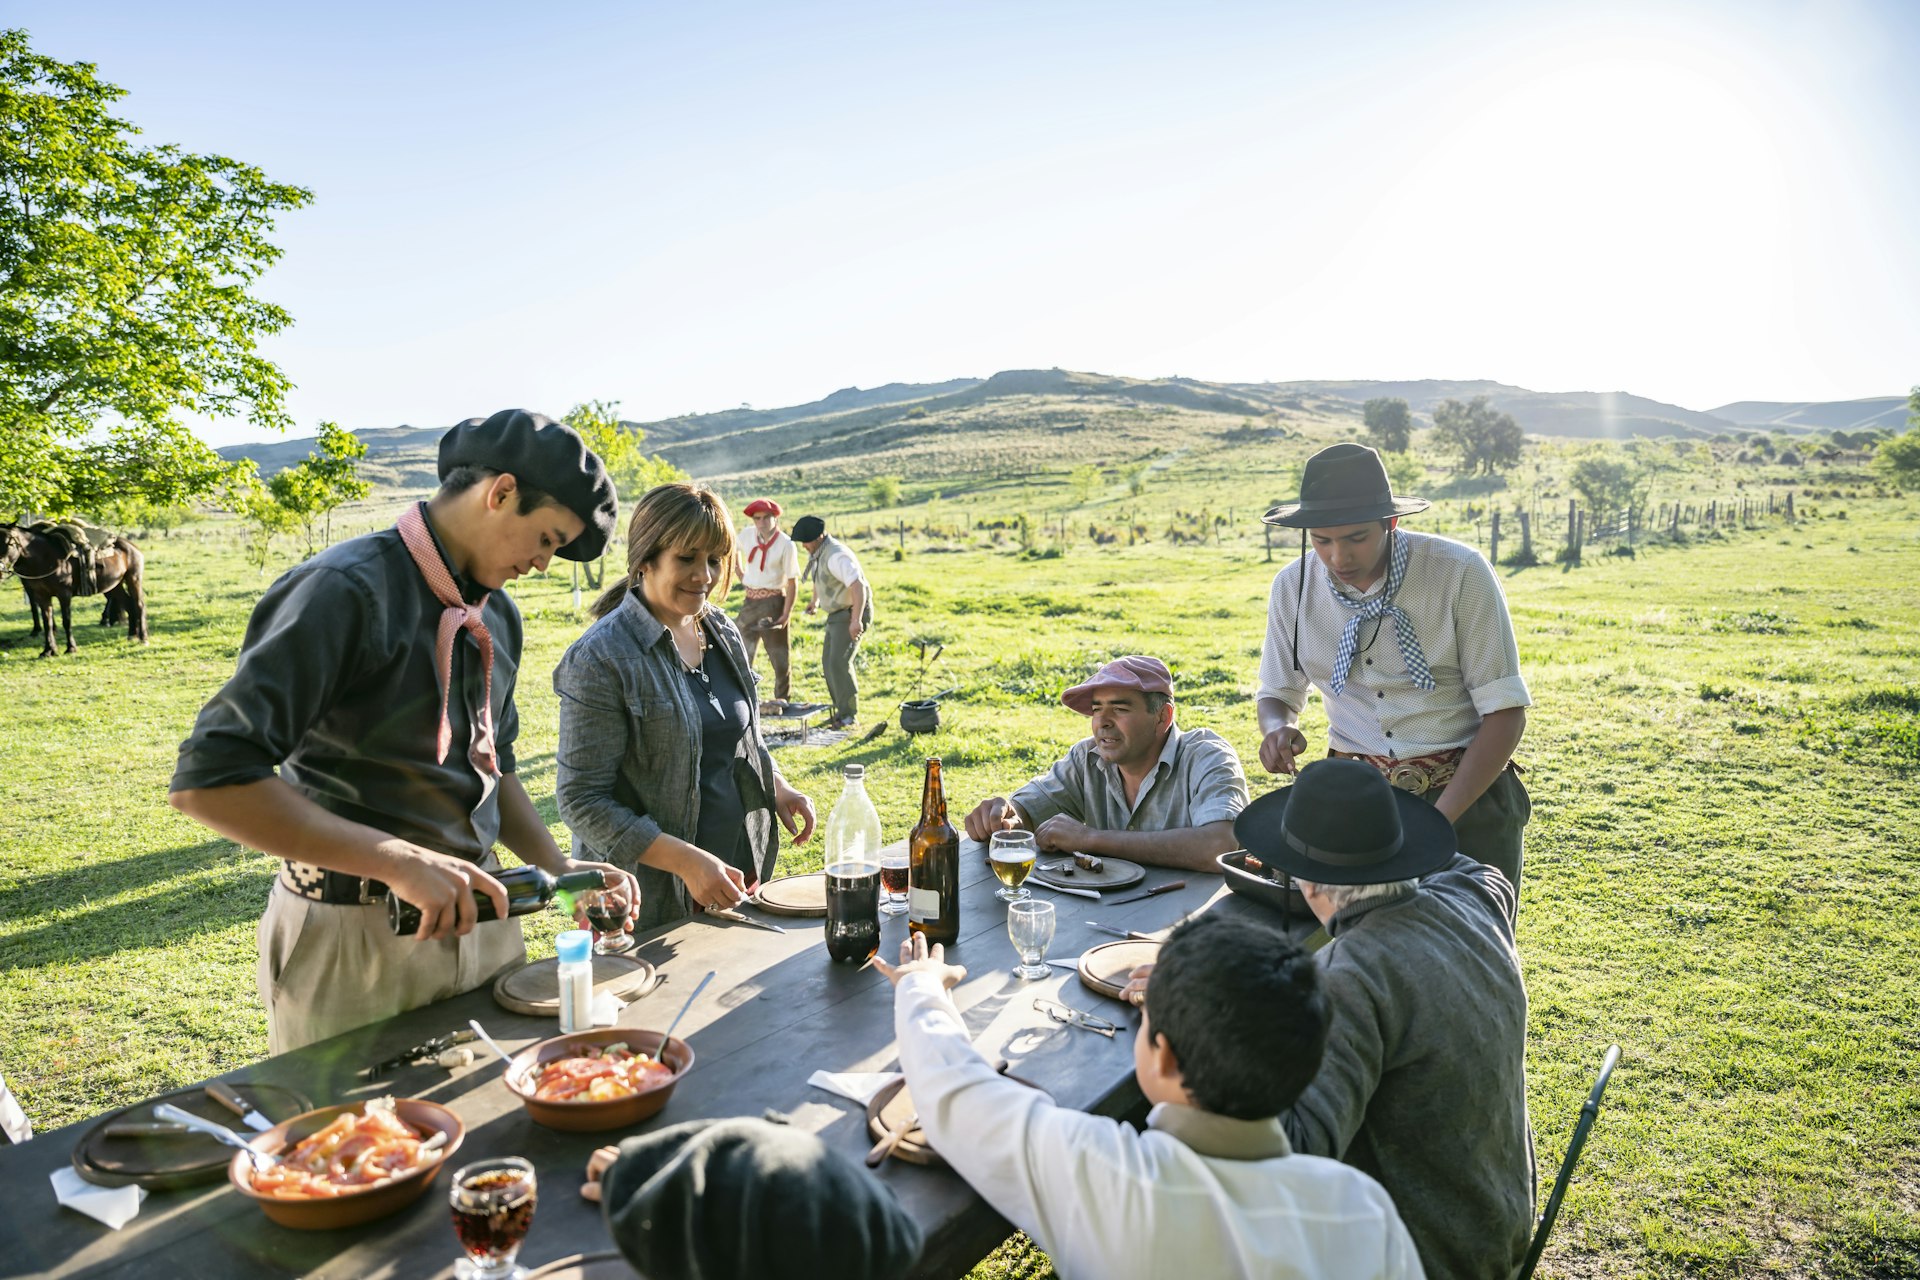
892, 971, 1426, 1280
1258, 530, 1530, 757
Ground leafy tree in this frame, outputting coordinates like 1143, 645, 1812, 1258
1121, 460, 1150, 496
1874, 387, 1920, 488
1382, 451, 1424, 495
1432, 396, 1524, 476
867, 475, 902, 509
269, 422, 371, 555
1362, 397, 1412, 453
222, 462, 295, 573
563, 400, 687, 503
0, 29, 312, 515
1567, 448, 1640, 515
1068, 463, 1101, 504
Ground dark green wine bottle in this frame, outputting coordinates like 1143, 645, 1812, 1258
387, 866, 608, 935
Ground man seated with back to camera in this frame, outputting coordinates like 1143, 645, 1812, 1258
1130, 757, 1534, 1278
874, 912, 1425, 1280
963, 655, 1249, 872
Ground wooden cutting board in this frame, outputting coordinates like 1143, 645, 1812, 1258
1027, 856, 1145, 894
1077, 939, 1161, 1000
865, 1066, 1046, 1167
72, 1083, 313, 1189
492, 954, 656, 1016
753, 872, 828, 918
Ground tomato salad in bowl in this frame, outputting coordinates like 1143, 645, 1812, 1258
505, 1028, 693, 1131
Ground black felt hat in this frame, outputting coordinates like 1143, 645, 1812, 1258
600, 1117, 923, 1280
438, 409, 618, 562
1262, 443, 1430, 528
1234, 758, 1456, 885
791, 514, 826, 543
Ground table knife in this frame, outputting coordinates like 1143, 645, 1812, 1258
104, 1121, 194, 1137
705, 907, 788, 934
206, 1081, 274, 1132
1084, 921, 1156, 941
1106, 880, 1187, 906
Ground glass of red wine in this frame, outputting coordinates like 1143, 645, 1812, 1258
580, 888, 634, 956
449, 1156, 537, 1280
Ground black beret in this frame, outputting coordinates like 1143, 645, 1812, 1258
790, 515, 825, 543
438, 409, 618, 562
600, 1118, 923, 1280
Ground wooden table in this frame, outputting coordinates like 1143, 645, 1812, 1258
0, 843, 1303, 1279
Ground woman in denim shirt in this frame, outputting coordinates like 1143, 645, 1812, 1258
555, 484, 817, 930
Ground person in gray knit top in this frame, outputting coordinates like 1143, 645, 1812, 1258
1163, 758, 1534, 1277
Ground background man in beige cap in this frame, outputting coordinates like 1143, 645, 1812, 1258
965, 655, 1249, 871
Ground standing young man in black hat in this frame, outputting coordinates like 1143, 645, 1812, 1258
792, 514, 870, 730
170, 409, 639, 1053
1256, 442, 1531, 892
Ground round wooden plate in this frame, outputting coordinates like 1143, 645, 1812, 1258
72, 1083, 314, 1189
865, 1067, 1046, 1167
492, 953, 656, 1016
753, 872, 828, 917
1078, 939, 1161, 1000
1027, 856, 1145, 894
525, 1251, 630, 1278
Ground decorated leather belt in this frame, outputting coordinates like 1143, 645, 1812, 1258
1329, 748, 1465, 796
280, 861, 390, 905
743, 588, 785, 600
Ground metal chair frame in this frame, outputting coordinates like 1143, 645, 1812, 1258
1515, 1043, 1621, 1280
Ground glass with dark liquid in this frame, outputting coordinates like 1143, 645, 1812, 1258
825, 860, 881, 963
580, 888, 634, 955
449, 1157, 537, 1280
879, 850, 910, 916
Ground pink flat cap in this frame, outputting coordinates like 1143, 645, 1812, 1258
1061, 656, 1175, 715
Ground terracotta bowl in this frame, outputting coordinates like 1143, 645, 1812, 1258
227, 1097, 464, 1230
504, 1027, 693, 1132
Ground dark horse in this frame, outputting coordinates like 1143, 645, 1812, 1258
0, 523, 148, 656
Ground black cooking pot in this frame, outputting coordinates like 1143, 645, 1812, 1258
899, 699, 941, 734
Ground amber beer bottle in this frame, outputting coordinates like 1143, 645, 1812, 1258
908, 758, 961, 945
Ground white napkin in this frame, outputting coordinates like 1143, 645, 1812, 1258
50, 1167, 145, 1230
591, 990, 624, 1027
807, 1071, 902, 1106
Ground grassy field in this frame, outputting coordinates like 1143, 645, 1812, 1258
2, 455, 1917, 1276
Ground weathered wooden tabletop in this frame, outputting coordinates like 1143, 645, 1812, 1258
0, 841, 1299, 1279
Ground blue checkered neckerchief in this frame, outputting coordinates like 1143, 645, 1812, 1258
1326, 530, 1435, 697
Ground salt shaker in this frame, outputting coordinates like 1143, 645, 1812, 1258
556, 930, 594, 1034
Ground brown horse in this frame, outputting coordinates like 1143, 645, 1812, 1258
0, 524, 148, 657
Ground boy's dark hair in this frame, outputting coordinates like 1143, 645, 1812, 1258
439, 464, 559, 515
1144, 912, 1328, 1119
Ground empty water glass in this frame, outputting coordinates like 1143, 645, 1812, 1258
1008, 900, 1055, 980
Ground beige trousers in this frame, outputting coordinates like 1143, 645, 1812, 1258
257, 879, 526, 1055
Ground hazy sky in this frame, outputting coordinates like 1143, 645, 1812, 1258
15, 0, 1920, 446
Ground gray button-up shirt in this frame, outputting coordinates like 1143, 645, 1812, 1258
171, 510, 518, 862
553, 591, 784, 930
1010, 725, 1249, 834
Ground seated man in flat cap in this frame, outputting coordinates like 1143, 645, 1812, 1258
170, 409, 639, 1053
876, 913, 1423, 1279
964, 656, 1249, 871
733, 497, 798, 702
1130, 758, 1534, 1278
582, 1116, 923, 1280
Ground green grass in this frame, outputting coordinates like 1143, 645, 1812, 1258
2, 473, 1917, 1278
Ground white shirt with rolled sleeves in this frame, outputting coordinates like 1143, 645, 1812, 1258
736, 528, 797, 591
1258, 530, 1531, 757
891, 970, 1425, 1280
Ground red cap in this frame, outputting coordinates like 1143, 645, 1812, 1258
743, 498, 782, 517
1060, 656, 1174, 716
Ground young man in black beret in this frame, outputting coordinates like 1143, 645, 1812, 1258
171, 409, 639, 1052
1257, 442, 1532, 894
792, 513, 870, 729
876, 913, 1422, 1279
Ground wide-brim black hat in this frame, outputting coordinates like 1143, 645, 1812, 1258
1234, 758, 1456, 885
1263, 442, 1430, 528
439, 409, 618, 562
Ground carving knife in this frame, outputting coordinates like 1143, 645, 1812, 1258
704, 907, 788, 934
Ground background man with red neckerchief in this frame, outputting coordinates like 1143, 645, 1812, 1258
1255, 443, 1532, 900
170, 409, 639, 1053
732, 498, 799, 703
